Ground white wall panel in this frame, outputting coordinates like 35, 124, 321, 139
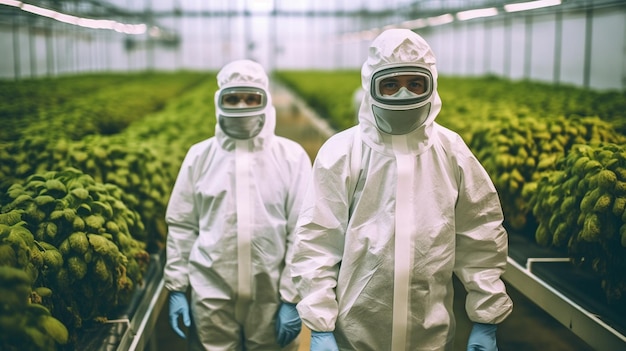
529, 14, 557, 84
465, 22, 482, 76
489, 18, 506, 76
425, 6, 624, 91
588, 10, 624, 90
560, 12, 587, 88
430, 26, 456, 75
0, 26, 14, 79
509, 17, 526, 80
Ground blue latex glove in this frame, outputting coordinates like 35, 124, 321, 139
168, 291, 191, 339
275, 302, 302, 347
310, 331, 339, 351
467, 323, 498, 351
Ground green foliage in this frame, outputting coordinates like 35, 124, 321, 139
0, 73, 218, 253
1, 168, 150, 346
0, 72, 206, 142
472, 115, 625, 231
0, 265, 69, 351
0, 71, 219, 348
527, 143, 626, 306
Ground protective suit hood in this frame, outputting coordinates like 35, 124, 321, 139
358, 28, 442, 155
214, 59, 276, 150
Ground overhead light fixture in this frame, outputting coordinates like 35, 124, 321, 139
456, 7, 498, 21
247, 0, 274, 13
504, 0, 561, 13
0, 0, 148, 35
0, 0, 22, 6
427, 14, 454, 26
21, 3, 55, 17
54, 13, 78, 25
400, 18, 427, 29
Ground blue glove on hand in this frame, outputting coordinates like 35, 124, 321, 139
310, 331, 339, 351
467, 323, 498, 351
275, 302, 302, 347
168, 291, 191, 339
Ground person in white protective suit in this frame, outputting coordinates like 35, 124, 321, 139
290, 29, 513, 351
164, 59, 311, 351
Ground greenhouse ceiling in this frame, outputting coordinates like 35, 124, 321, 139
0, 0, 581, 18
0, 0, 621, 35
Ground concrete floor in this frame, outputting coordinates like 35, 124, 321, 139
149, 83, 594, 351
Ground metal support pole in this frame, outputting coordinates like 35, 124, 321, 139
45, 20, 54, 77
269, 5, 276, 72
503, 16, 512, 79
146, 0, 154, 71
623, 10, 626, 90
553, 10, 563, 86
523, 14, 532, 79
583, 4, 593, 89
12, 10, 21, 80
28, 16, 36, 78
244, 0, 253, 61
483, 19, 491, 74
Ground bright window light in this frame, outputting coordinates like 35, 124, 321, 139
400, 18, 427, 29
21, 3, 56, 17
504, 0, 561, 13
427, 14, 454, 26
0, 0, 22, 6
0, 0, 148, 35
456, 7, 498, 21
55, 13, 78, 25
247, 0, 274, 13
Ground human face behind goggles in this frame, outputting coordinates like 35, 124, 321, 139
369, 65, 434, 135
219, 87, 267, 111
371, 67, 433, 105
222, 92, 263, 107
379, 74, 427, 96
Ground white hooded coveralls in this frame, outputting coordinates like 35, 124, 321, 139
164, 60, 311, 351
290, 29, 512, 351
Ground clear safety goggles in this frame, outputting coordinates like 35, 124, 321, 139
218, 87, 267, 112
371, 66, 433, 106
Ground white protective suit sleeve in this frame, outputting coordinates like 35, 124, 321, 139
163, 144, 204, 292
290, 132, 355, 331
277, 145, 312, 303
449, 131, 513, 324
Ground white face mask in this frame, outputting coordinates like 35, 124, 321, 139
369, 66, 435, 135
219, 114, 265, 139
372, 104, 431, 135
382, 86, 420, 99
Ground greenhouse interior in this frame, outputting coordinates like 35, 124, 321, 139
1, 0, 625, 350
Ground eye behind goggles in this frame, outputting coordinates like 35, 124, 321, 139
219, 87, 267, 112
371, 66, 433, 106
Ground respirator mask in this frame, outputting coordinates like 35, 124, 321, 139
370, 65, 434, 135
218, 86, 267, 139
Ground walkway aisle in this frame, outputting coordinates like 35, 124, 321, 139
270, 81, 335, 161
151, 83, 593, 351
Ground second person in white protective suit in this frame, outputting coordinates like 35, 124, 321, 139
290, 29, 513, 350
164, 59, 311, 351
